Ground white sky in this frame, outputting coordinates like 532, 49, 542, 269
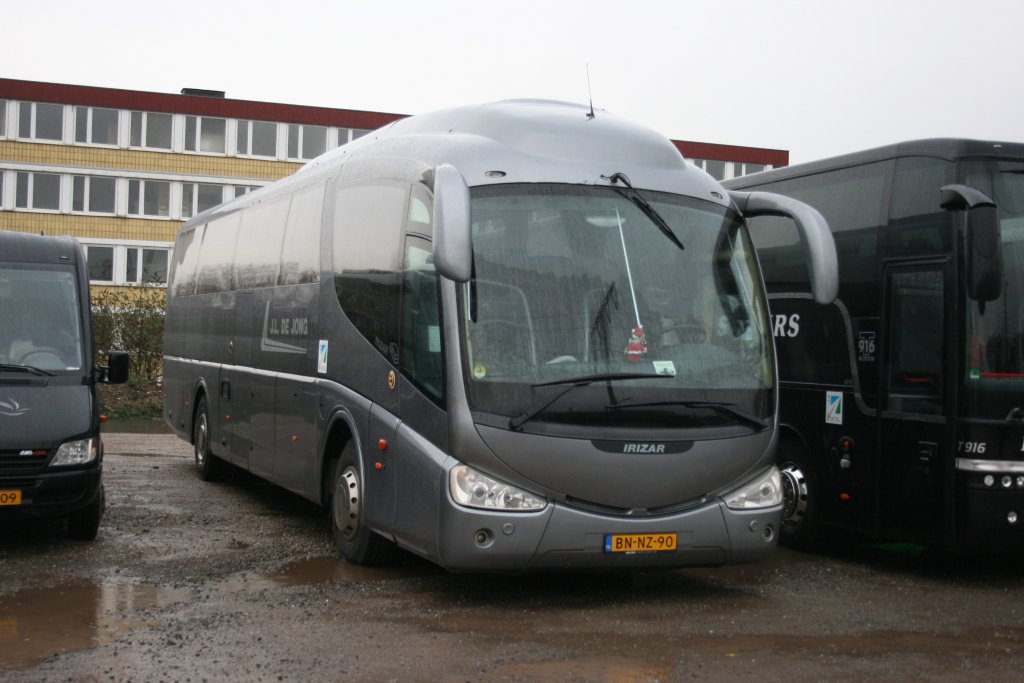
9, 0, 1024, 163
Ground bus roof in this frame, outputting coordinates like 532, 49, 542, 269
726, 138, 1024, 189
302, 99, 728, 203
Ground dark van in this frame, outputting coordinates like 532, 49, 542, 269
0, 232, 128, 540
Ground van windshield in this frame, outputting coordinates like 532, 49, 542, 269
461, 184, 774, 433
0, 264, 85, 373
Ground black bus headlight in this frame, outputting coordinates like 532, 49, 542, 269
50, 438, 97, 467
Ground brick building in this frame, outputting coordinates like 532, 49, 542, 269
0, 78, 787, 289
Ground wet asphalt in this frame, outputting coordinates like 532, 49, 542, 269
1, 430, 1023, 682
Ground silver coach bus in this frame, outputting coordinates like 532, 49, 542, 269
163, 100, 837, 571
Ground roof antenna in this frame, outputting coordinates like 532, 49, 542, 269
586, 64, 596, 119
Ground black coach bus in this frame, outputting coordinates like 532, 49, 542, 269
164, 100, 838, 571
726, 139, 1024, 552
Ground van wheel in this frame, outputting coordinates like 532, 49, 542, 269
68, 484, 104, 541
330, 443, 396, 565
778, 439, 819, 550
193, 396, 225, 482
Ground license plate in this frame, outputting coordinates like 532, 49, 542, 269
604, 532, 677, 553
0, 490, 22, 506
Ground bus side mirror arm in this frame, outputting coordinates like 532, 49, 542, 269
432, 164, 472, 282
940, 184, 1002, 302
729, 190, 839, 305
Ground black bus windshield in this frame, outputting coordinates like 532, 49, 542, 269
0, 264, 85, 374
462, 184, 774, 433
962, 160, 1024, 420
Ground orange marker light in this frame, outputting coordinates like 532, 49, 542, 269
375, 462, 384, 471
840, 493, 851, 501
291, 435, 299, 443
378, 439, 388, 451
99, 415, 108, 423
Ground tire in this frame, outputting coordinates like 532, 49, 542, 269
778, 439, 820, 550
193, 396, 226, 482
68, 484, 104, 541
330, 443, 397, 565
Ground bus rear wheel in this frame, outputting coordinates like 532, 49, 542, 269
778, 441, 818, 550
330, 443, 396, 565
193, 396, 225, 482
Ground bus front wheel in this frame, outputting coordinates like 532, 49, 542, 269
330, 443, 396, 565
778, 441, 819, 550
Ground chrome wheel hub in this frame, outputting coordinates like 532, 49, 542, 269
334, 466, 361, 540
780, 463, 808, 527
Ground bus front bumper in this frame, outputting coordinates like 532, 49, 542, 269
432, 495, 782, 572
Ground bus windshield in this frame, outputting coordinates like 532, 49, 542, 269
962, 160, 1024, 420
462, 184, 774, 433
0, 264, 85, 374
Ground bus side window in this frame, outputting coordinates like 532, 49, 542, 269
401, 238, 443, 403
886, 269, 944, 414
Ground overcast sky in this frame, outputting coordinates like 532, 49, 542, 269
8, 0, 1023, 164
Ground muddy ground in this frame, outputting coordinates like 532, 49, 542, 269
2, 431, 1024, 682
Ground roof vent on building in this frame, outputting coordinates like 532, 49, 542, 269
180, 88, 226, 98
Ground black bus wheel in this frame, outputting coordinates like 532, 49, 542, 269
193, 396, 225, 482
68, 484, 104, 541
778, 441, 819, 550
330, 443, 396, 565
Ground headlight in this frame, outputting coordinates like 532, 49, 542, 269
51, 438, 97, 467
723, 466, 782, 510
449, 464, 546, 511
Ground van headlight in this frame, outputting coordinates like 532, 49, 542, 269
51, 438, 97, 467
723, 466, 782, 510
449, 464, 546, 511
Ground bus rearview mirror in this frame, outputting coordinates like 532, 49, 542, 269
729, 190, 839, 305
432, 164, 472, 282
940, 184, 1002, 303
104, 351, 130, 385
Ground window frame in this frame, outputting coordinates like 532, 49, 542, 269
17, 101, 65, 142
15, 171, 62, 212
127, 178, 172, 218
129, 110, 173, 151
71, 174, 117, 215
184, 115, 227, 155
74, 106, 120, 146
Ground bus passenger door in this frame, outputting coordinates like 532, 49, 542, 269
222, 290, 254, 468
879, 263, 956, 545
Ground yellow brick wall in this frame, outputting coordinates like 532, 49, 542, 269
0, 140, 302, 181
0, 212, 179, 242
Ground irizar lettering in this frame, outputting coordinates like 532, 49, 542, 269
772, 313, 800, 338
623, 443, 666, 454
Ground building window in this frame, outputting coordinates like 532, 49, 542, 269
125, 247, 170, 286
15, 172, 61, 210
181, 183, 224, 218
72, 175, 116, 214
236, 120, 278, 157
18, 101, 64, 142
129, 111, 173, 150
127, 179, 171, 217
74, 106, 119, 145
185, 116, 226, 154
704, 159, 726, 181
232, 185, 257, 198
287, 123, 327, 160
0, 100, 6, 137
86, 245, 115, 283
743, 163, 766, 176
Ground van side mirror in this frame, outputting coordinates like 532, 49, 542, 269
432, 164, 472, 282
940, 184, 1001, 302
104, 351, 130, 385
729, 190, 839, 305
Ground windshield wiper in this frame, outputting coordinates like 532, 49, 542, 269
0, 363, 54, 377
606, 399, 769, 430
605, 172, 685, 251
509, 372, 673, 430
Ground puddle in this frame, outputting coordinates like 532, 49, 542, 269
0, 557, 428, 670
0, 580, 190, 669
